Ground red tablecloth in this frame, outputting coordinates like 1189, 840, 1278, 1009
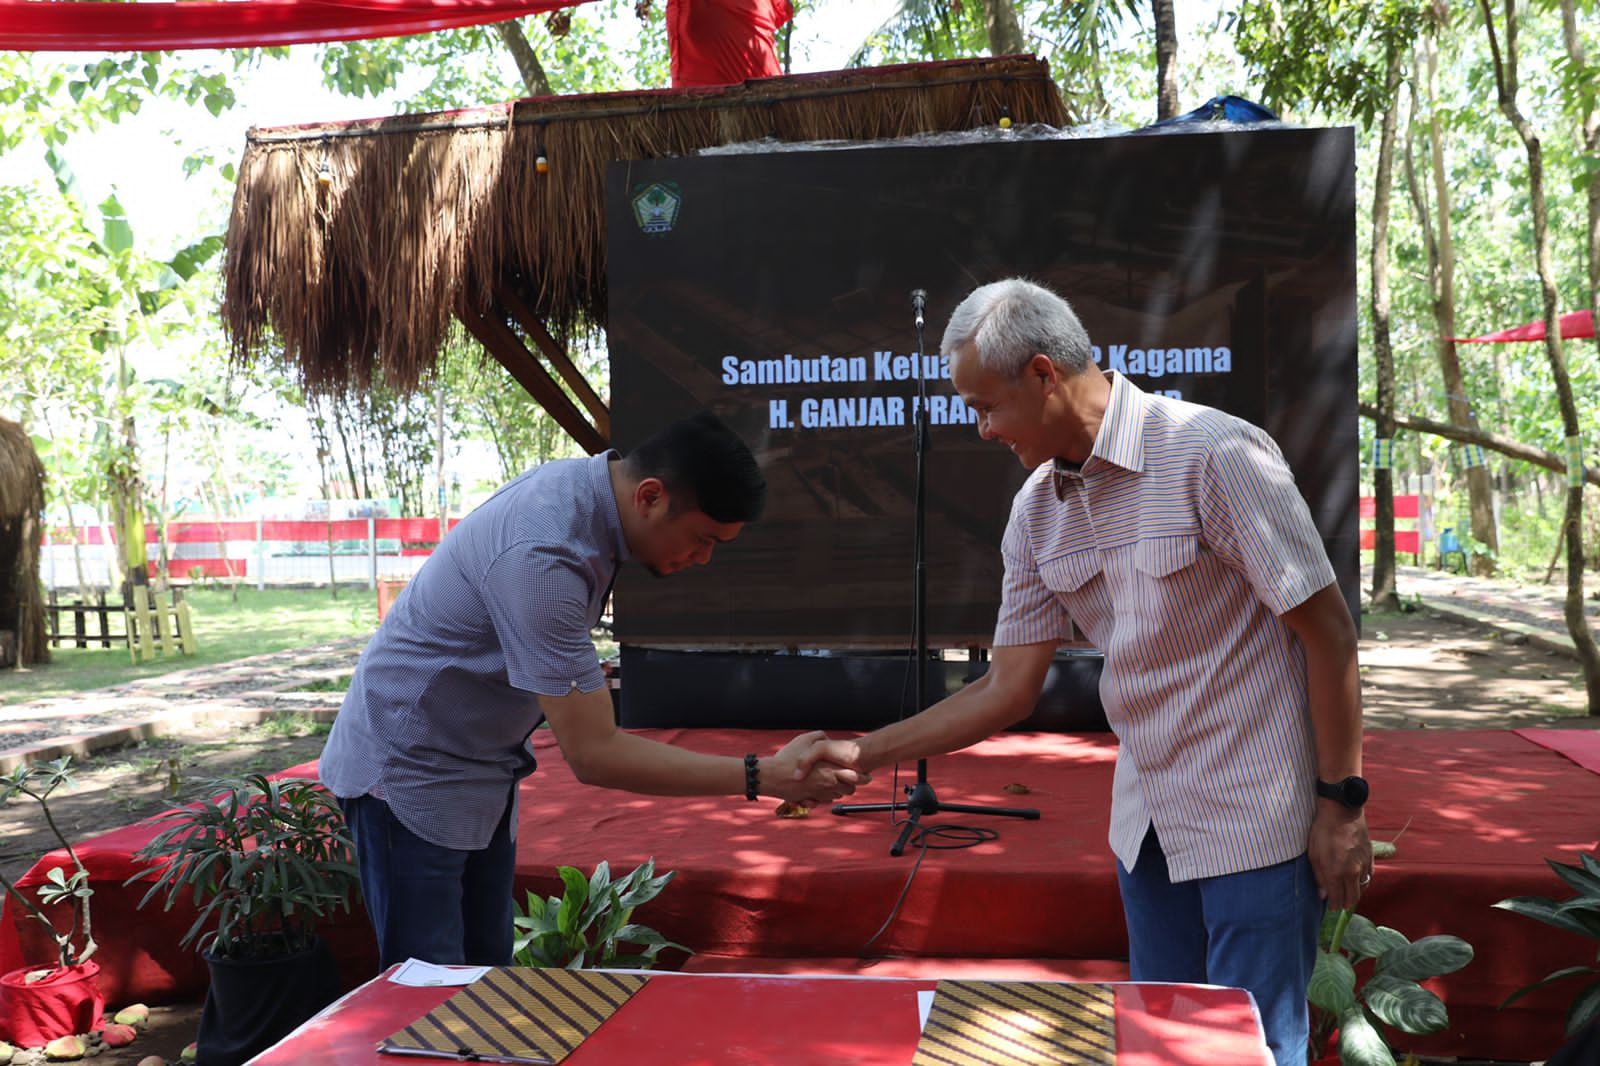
249, 967, 1270, 1066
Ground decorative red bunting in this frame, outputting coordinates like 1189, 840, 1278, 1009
0, 0, 592, 52
1451, 308, 1595, 344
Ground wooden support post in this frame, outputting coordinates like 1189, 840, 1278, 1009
93, 592, 106, 648
496, 285, 611, 439
129, 585, 155, 663
172, 588, 197, 656
455, 298, 608, 454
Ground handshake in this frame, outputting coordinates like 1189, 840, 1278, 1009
759, 731, 871, 808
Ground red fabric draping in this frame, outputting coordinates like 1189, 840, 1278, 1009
1515, 727, 1600, 774
247, 968, 1269, 1066
0, 0, 592, 52
1451, 309, 1596, 344
6, 728, 1597, 1061
666, 0, 791, 87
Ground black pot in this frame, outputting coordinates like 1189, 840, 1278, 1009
197, 934, 341, 1066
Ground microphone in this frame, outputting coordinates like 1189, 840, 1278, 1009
911, 289, 927, 330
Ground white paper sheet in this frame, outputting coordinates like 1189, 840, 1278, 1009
387, 958, 492, 987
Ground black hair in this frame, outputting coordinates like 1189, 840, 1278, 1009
624, 411, 766, 523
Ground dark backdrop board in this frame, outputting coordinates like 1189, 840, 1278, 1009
606, 127, 1358, 648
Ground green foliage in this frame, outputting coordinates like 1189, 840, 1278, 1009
129, 773, 360, 960
1230, 0, 1426, 128
0, 758, 97, 969
1496, 853, 1600, 1038
318, 1, 669, 112
1309, 908, 1474, 1064
512, 859, 689, 970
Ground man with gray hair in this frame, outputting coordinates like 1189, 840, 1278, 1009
803, 278, 1370, 1065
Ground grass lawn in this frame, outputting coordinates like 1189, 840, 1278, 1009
1, 585, 379, 704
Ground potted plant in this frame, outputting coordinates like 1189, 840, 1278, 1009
1495, 853, 1600, 1040
127, 772, 360, 1066
1308, 908, 1473, 1065
511, 859, 689, 970
0, 758, 105, 1049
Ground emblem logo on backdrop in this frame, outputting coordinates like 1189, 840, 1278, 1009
631, 182, 683, 235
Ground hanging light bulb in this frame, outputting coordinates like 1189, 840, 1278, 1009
998, 107, 1013, 131
535, 146, 549, 175
317, 159, 333, 187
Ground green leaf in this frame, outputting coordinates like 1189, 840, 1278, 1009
1550, 857, 1600, 899
98, 194, 134, 256
555, 866, 589, 937
1341, 915, 1407, 959
1566, 977, 1600, 1037
587, 860, 612, 905
1495, 895, 1600, 939
1376, 936, 1473, 981
1309, 949, 1359, 1013
1336, 1005, 1396, 1066
44, 147, 93, 225
1362, 973, 1447, 1035
1501, 965, 1600, 1008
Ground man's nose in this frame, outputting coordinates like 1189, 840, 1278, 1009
977, 412, 994, 439
694, 543, 715, 566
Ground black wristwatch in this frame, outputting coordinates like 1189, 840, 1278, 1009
1316, 775, 1370, 810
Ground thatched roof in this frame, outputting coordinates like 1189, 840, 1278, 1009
222, 56, 1067, 421
0, 419, 43, 522
0, 418, 48, 666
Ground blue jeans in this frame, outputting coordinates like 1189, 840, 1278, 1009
339, 792, 517, 970
1116, 825, 1322, 1066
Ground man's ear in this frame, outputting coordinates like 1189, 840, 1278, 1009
633, 477, 668, 516
1028, 353, 1059, 392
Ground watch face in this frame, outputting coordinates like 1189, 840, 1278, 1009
1344, 776, 1370, 807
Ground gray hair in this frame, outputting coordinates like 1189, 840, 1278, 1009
939, 278, 1095, 379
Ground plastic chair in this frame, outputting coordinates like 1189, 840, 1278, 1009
1438, 527, 1467, 573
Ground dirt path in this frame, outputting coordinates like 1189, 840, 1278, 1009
0, 606, 1593, 1064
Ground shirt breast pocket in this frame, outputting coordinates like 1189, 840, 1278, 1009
1039, 549, 1102, 592
1133, 534, 1199, 579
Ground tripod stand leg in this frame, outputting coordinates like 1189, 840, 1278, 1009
831, 801, 911, 816
890, 811, 924, 857
934, 802, 1040, 820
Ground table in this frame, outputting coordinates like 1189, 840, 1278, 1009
248, 966, 1270, 1065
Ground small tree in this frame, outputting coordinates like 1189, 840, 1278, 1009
0, 759, 97, 971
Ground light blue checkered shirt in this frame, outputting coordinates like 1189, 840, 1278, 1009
320, 453, 628, 849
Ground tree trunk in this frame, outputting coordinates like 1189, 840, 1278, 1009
1561, 0, 1599, 320
494, 20, 553, 97
328, 396, 365, 501
1152, 0, 1180, 120
983, 0, 1025, 56
1369, 44, 1406, 612
308, 408, 340, 601
1408, 34, 1498, 574
1479, 0, 1600, 713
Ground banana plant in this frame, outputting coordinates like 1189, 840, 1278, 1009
42, 147, 222, 588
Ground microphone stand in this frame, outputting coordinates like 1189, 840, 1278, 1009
832, 289, 1039, 856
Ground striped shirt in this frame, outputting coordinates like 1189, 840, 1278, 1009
995, 373, 1336, 881
319, 453, 628, 850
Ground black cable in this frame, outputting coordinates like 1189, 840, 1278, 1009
860, 823, 998, 954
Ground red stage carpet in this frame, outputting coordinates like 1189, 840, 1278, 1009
4, 728, 1597, 1062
